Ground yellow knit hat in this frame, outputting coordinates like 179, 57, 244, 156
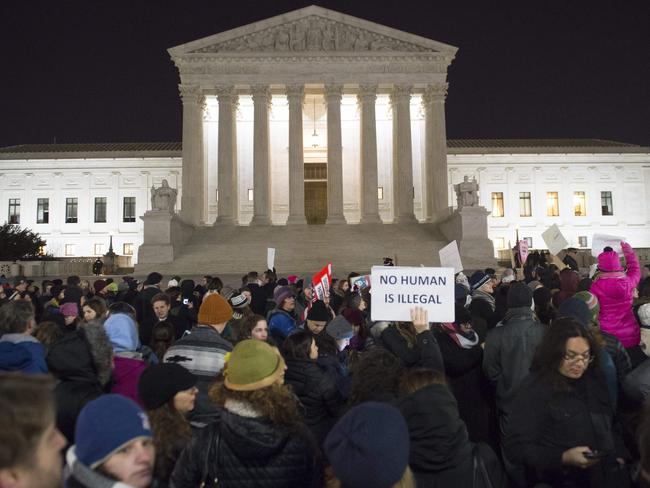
224, 340, 286, 391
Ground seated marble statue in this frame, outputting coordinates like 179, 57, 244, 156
150, 179, 178, 213
454, 175, 479, 208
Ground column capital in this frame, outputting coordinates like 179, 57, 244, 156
390, 84, 412, 102
215, 85, 237, 102
251, 85, 272, 104
357, 84, 378, 103
286, 84, 304, 102
178, 84, 204, 105
324, 84, 343, 102
422, 83, 449, 105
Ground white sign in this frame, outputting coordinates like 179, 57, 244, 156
370, 266, 455, 323
439, 240, 463, 274
541, 224, 569, 256
591, 234, 624, 257
267, 248, 275, 270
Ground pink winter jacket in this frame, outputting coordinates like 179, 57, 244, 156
591, 242, 641, 348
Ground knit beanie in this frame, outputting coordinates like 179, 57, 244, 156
455, 283, 469, 302
74, 394, 152, 469
469, 271, 490, 291
637, 303, 650, 327
327, 315, 354, 340
106, 282, 118, 293
324, 402, 410, 488
221, 287, 250, 310
342, 308, 365, 327
274, 286, 295, 306
198, 293, 233, 325
167, 278, 179, 289
307, 300, 330, 321
60, 302, 78, 317
597, 250, 623, 272
573, 291, 600, 326
93, 280, 107, 294
557, 298, 590, 327
223, 340, 286, 391
144, 272, 163, 286
507, 282, 533, 308
138, 363, 197, 410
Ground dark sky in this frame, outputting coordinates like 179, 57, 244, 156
1, 0, 649, 148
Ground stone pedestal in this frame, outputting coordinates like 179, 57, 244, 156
137, 211, 193, 265
438, 206, 496, 269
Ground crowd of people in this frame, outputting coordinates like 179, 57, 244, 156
1, 241, 650, 487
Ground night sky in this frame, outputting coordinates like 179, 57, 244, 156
2, 0, 648, 148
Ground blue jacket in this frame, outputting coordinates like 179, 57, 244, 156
0, 334, 48, 374
268, 308, 297, 343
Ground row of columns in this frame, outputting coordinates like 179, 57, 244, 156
179, 83, 448, 227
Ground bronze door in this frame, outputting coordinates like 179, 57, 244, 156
304, 181, 327, 224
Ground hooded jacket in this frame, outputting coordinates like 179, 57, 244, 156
591, 242, 641, 348
104, 314, 146, 405
0, 333, 47, 373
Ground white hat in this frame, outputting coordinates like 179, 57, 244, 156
639, 303, 650, 327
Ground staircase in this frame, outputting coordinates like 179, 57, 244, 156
135, 223, 449, 277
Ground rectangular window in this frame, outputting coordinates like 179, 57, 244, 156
123, 243, 134, 255
8, 198, 20, 224
523, 237, 533, 248
64, 244, 75, 256
546, 192, 559, 217
378, 187, 384, 200
65, 198, 78, 223
491, 192, 504, 217
601, 191, 614, 216
519, 192, 532, 217
94, 197, 107, 223
123, 197, 136, 222
247, 189, 254, 201
578, 236, 588, 248
494, 237, 506, 250
93, 244, 104, 255
573, 191, 587, 216
36, 198, 49, 224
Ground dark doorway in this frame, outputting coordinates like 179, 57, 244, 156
305, 181, 327, 224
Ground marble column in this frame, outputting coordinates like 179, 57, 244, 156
422, 83, 449, 222
286, 85, 307, 225
325, 85, 346, 224
250, 85, 272, 225
179, 85, 205, 227
390, 84, 417, 223
357, 85, 381, 224
215, 86, 238, 225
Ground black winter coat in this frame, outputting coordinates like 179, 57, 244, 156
46, 332, 103, 444
170, 409, 320, 488
284, 357, 345, 445
504, 371, 629, 488
381, 327, 445, 372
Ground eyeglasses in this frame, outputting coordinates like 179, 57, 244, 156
563, 352, 594, 364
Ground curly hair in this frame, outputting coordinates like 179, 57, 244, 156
348, 347, 405, 406
209, 378, 302, 427
531, 316, 602, 391
147, 402, 191, 480
236, 314, 267, 343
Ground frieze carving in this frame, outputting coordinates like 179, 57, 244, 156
192, 16, 431, 54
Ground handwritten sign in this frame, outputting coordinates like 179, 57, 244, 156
439, 240, 463, 274
591, 234, 624, 257
542, 224, 569, 256
370, 266, 455, 323
267, 248, 275, 270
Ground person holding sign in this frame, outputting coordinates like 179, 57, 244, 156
591, 241, 642, 360
380, 307, 444, 372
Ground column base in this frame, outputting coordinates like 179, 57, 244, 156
214, 216, 237, 226
326, 214, 347, 225
360, 214, 383, 224
250, 215, 272, 226
395, 214, 418, 224
285, 215, 308, 225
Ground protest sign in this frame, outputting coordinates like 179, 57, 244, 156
312, 263, 332, 301
370, 266, 455, 323
591, 233, 625, 257
350, 274, 371, 291
439, 240, 463, 274
518, 240, 529, 266
267, 248, 275, 270
541, 224, 569, 256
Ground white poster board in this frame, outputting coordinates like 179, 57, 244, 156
439, 240, 463, 274
267, 248, 275, 270
591, 234, 624, 257
370, 266, 455, 323
541, 224, 569, 256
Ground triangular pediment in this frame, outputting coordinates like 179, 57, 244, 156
169, 5, 457, 57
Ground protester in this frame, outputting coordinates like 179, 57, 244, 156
81, 296, 107, 323
65, 394, 155, 488
468, 270, 499, 331
0, 300, 48, 373
141, 293, 189, 345
170, 339, 320, 487
138, 363, 198, 487
235, 313, 269, 343
267, 285, 298, 343
0, 374, 67, 488
134, 272, 163, 326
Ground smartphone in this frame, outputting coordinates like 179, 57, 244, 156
583, 450, 606, 460
183, 298, 189, 305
